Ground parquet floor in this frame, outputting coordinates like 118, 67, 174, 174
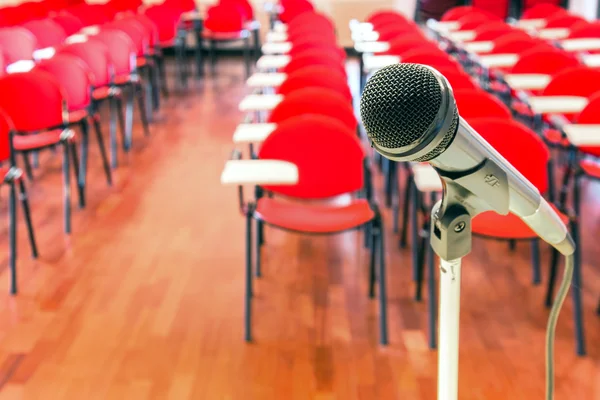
0, 58, 597, 399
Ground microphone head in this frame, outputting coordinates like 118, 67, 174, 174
360, 63, 459, 162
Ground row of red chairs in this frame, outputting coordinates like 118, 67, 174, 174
223, 5, 390, 344
356, 8, 588, 354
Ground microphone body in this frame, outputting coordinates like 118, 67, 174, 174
360, 63, 574, 256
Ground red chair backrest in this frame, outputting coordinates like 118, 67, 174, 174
458, 12, 499, 30
0, 71, 66, 132
401, 49, 459, 70
288, 41, 345, 61
268, 87, 357, 131
259, 115, 364, 199
376, 23, 419, 42
437, 67, 480, 91
103, 19, 148, 57
220, 0, 254, 21
568, 21, 600, 39
473, 21, 514, 41
163, 0, 196, 12
366, 10, 408, 25
283, 50, 346, 76
277, 66, 352, 102
93, 30, 136, 76
204, 4, 245, 32
143, 5, 180, 44
51, 13, 84, 36
454, 89, 512, 120
0, 27, 37, 64
35, 53, 92, 111
59, 40, 112, 87
469, 118, 550, 193
441, 6, 477, 21
288, 25, 337, 44
279, 0, 314, 23
545, 13, 586, 28
491, 32, 548, 54
542, 67, 600, 98
287, 11, 334, 32
573, 92, 600, 157
522, 3, 564, 19
22, 19, 67, 49
383, 33, 430, 55
0, 108, 13, 163
119, 14, 159, 47
510, 49, 580, 75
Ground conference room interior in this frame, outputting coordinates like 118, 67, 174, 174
0, 0, 599, 398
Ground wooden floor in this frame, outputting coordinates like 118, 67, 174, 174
0, 58, 598, 399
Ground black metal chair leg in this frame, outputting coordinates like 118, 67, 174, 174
21, 152, 33, 180
544, 249, 560, 307
399, 171, 411, 249
62, 142, 72, 234
252, 28, 261, 62
115, 93, 129, 151
210, 39, 217, 75
509, 239, 516, 251
392, 167, 400, 234
547, 159, 556, 203
108, 97, 119, 169
143, 68, 154, 123
18, 179, 38, 258
255, 219, 262, 278
150, 62, 160, 111
531, 239, 541, 285
91, 116, 113, 186
427, 192, 438, 349
194, 22, 204, 77
8, 181, 17, 295
377, 217, 389, 346
69, 140, 83, 210
415, 235, 426, 301
124, 87, 134, 150
77, 120, 90, 208
410, 178, 419, 281
243, 36, 251, 78
135, 83, 151, 137
157, 54, 169, 98
245, 208, 253, 342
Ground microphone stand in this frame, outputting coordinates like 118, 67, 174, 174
429, 193, 473, 400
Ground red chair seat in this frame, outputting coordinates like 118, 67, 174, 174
136, 57, 148, 67
472, 204, 569, 240
114, 75, 131, 85
580, 159, 600, 179
203, 30, 248, 40
68, 109, 88, 124
543, 129, 570, 147
92, 86, 111, 100
254, 197, 375, 234
14, 129, 66, 151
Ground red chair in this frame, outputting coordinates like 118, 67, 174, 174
568, 20, 600, 39
490, 32, 551, 54
21, 19, 67, 49
203, 3, 253, 77
545, 13, 586, 29
58, 40, 127, 168
441, 6, 478, 21
0, 71, 78, 235
453, 89, 511, 119
366, 9, 409, 26
0, 28, 37, 65
94, 29, 151, 153
457, 12, 500, 31
35, 54, 112, 206
278, 0, 314, 23
282, 50, 346, 77
237, 114, 388, 344
277, 66, 353, 102
287, 24, 337, 44
436, 67, 480, 91
376, 23, 419, 42
288, 11, 336, 32
541, 67, 600, 121
382, 33, 431, 56
268, 87, 357, 132
511, 49, 580, 80
472, 21, 515, 41
466, 118, 584, 356
288, 40, 346, 61
401, 49, 460, 70
50, 13, 84, 36
521, 2, 565, 19
0, 108, 38, 294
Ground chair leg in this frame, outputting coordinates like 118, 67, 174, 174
62, 142, 72, 234
91, 116, 113, 186
69, 141, 83, 210
415, 235, 426, 301
108, 97, 119, 169
157, 54, 169, 98
8, 181, 17, 295
123, 88, 134, 151
21, 152, 33, 180
571, 175, 586, 356
112, 92, 128, 151
18, 179, 38, 258
244, 209, 254, 342
210, 39, 217, 75
369, 221, 376, 299
544, 249, 560, 307
509, 239, 516, 251
194, 23, 204, 77
392, 167, 400, 234
546, 159, 556, 203
150, 61, 160, 111
255, 219, 262, 278
531, 239, 541, 285
143, 67, 154, 123
135, 82, 151, 137
399, 170, 411, 249
252, 28, 261, 62
77, 119, 90, 208
376, 216, 389, 346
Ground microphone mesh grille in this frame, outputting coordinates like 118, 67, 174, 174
360, 63, 443, 150
414, 107, 458, 162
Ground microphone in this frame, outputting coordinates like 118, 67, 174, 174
360, 63, 575, 256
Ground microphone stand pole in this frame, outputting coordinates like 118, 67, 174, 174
429, 198, 473, 400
